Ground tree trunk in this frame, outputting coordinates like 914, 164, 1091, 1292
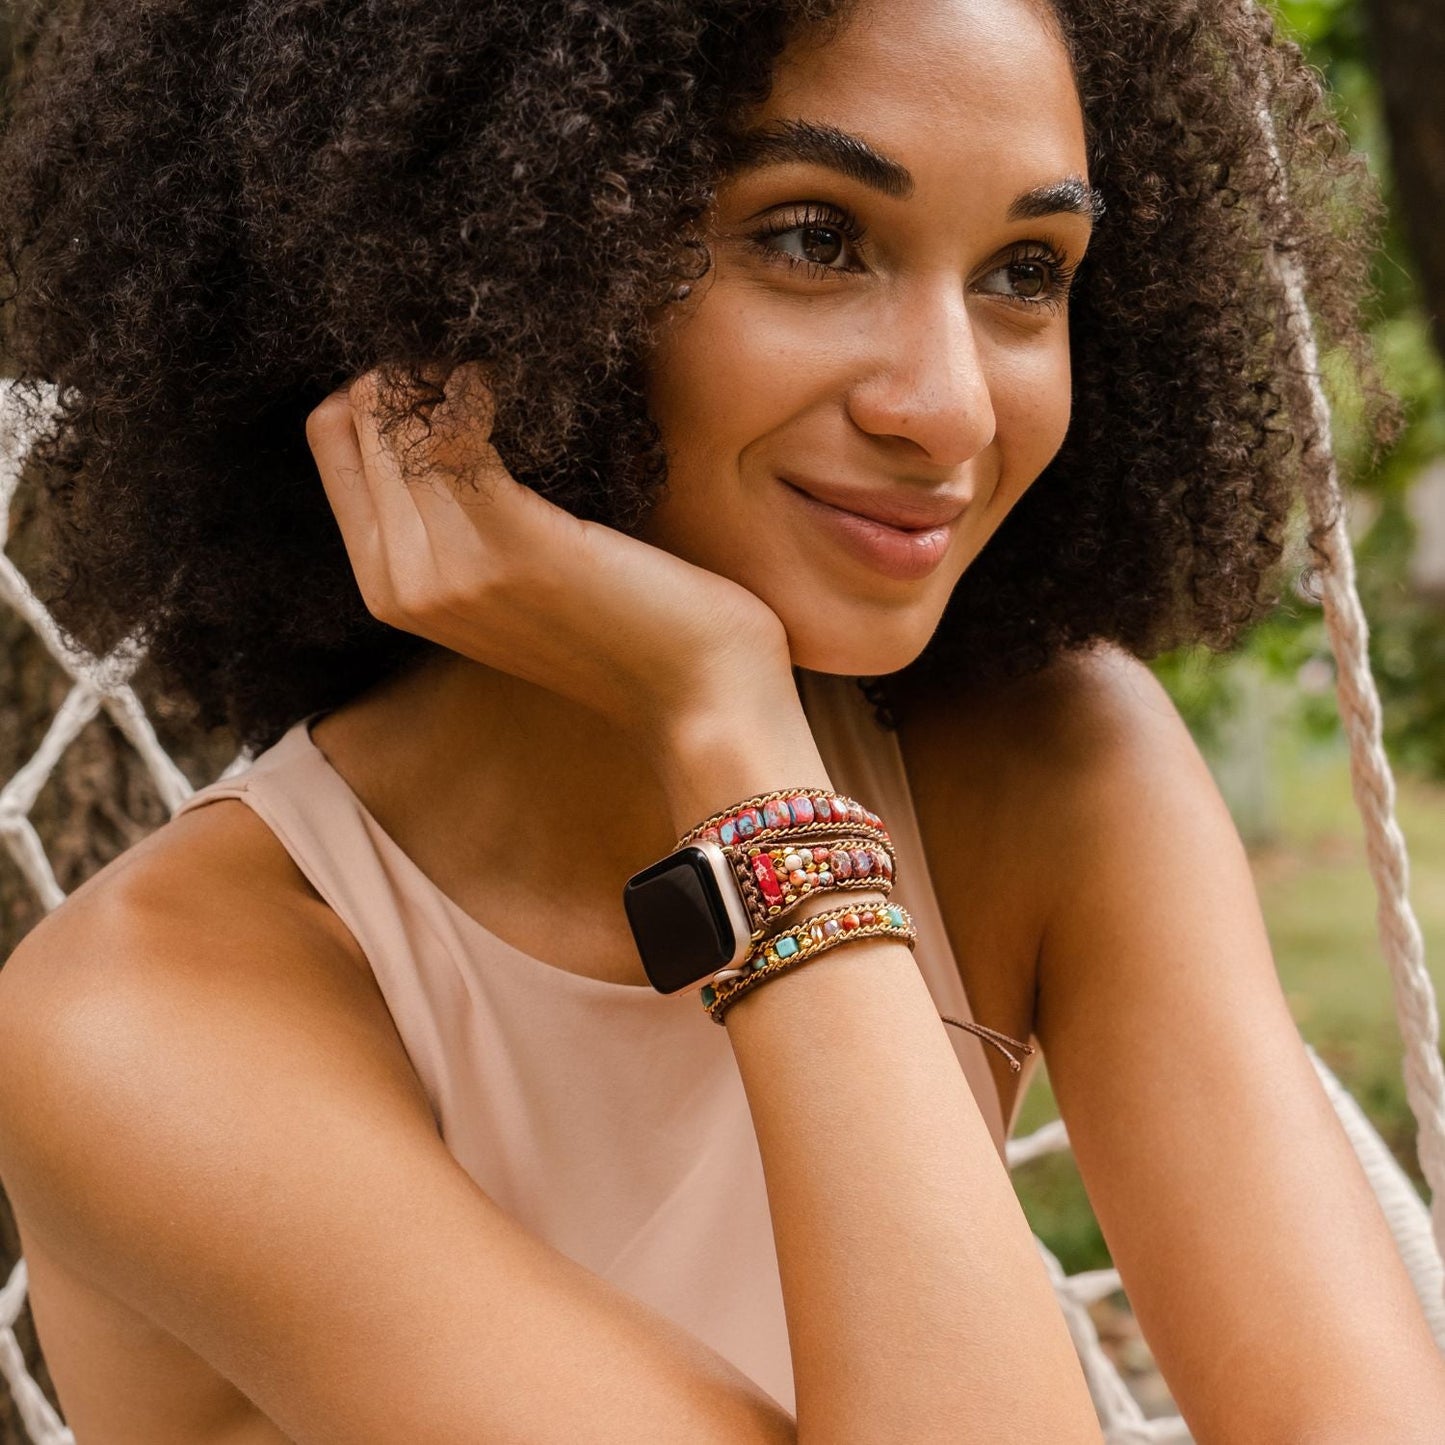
1365, 0, 1445, 360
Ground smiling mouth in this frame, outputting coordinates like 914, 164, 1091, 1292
779, 477, 970, 533
778, 478, 961, 583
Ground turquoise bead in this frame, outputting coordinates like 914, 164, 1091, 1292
701, 984, 717, 1007
775, 936, 799, 958
886, 905, 904, 927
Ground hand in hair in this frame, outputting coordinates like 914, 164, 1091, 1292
306, 362, 794, 749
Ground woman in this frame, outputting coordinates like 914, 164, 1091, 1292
0, 0, 1441, 1439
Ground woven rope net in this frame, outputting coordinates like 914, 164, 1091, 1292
2, 45, 1444, 1445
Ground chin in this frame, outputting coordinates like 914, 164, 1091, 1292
780, 613, 935, 679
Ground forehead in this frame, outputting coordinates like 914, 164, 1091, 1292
751, 0, 1086, 182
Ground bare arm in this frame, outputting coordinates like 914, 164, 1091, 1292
1030, 648, 1445, 1441
659, 700, 1102, 1443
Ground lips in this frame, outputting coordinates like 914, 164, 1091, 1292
778, 475, 964, 583
780, 476, 969, 532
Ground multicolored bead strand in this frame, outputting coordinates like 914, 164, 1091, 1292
679, 802, 901, 950
739, 834, 894, 924
676, 788, 891, 853
701, 901, 917, 1025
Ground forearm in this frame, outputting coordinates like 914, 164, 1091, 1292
658, 704, 1102, 1444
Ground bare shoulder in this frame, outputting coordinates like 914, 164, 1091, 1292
1004, 639, 1194, 764
0, 793, 437, 1240
15, 784, 363, 976
897, 639, 1193, 812
897, 637, 1208, 921
3, 789, 382, 1003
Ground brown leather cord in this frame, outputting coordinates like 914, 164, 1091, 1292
940, 1016, 1035, 1072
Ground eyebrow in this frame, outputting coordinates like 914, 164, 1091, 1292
722, 118, 1105, 225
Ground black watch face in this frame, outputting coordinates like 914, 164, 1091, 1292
622, 847, 736, 994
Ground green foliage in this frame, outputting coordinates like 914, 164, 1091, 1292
1275, 0, 1353, 46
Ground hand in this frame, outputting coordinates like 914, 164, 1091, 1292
305, 363, 795, 747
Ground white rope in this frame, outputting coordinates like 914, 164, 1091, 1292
1247, 59, 1445, 1305
0, 1260, 73, 1445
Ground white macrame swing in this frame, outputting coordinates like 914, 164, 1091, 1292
0, 43, 1443, 1445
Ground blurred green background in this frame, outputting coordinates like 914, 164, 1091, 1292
1014, 0, 1445, 1278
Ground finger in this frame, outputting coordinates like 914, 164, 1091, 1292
390, 365, 577, 569
306, 386, 385, 591
344, 372, 432, 588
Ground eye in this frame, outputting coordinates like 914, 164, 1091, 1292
745, 202, 868, 277
975, 244, 1078, 313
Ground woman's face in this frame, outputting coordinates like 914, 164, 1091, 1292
639, 0, 1095, 676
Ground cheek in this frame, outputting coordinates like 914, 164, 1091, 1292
645, 279, 860, 472
637, 292, 782, 560
990, 332, 1073, 499
645, 292, 785, 462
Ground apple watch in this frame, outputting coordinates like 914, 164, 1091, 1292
622, 840, 755, 996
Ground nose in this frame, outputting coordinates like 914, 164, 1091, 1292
844, 284, 997, 467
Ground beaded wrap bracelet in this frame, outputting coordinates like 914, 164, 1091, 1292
673, 786, 1038, 1069
677, 789, 901, 1001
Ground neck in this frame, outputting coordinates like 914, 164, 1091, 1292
310, 647, 689, 908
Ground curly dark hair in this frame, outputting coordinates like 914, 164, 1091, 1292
0, 0, 1394, 753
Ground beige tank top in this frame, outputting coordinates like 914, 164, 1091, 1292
172, 667, 1037, 1415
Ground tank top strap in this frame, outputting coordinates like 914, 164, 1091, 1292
169, 712, 476, 1115
173, 713, 385, 947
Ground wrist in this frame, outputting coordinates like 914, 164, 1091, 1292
655, 701, 833, 841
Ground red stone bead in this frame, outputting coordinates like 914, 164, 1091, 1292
753, 856, 784, 905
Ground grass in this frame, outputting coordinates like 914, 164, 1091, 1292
1009, 727, 1445, 1274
